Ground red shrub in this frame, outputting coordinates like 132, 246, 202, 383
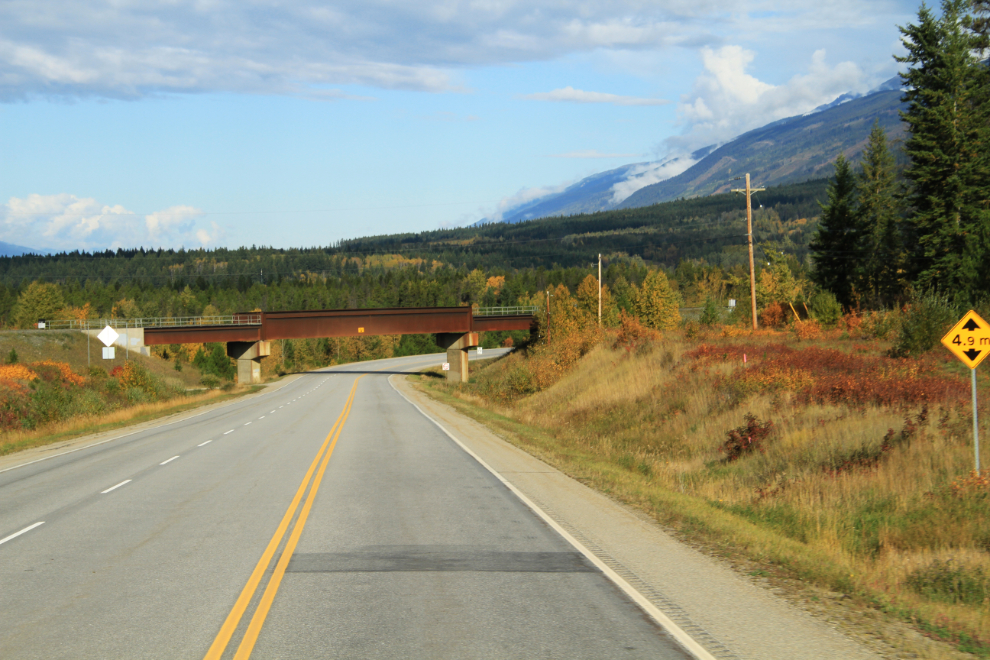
687, 343, 968, 408
722, 413, 775, 461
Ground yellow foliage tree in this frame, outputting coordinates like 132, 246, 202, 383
635, 270, 681, 331
62, 302, 94, 321
486, 275, 505, 295
463, 269, 487, 303
14, 281, 64, 328
575, 274, 618, 327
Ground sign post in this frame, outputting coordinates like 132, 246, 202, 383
940, 310, 989, 471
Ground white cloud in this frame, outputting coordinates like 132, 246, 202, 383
522, 87, 669, 106
549, 150, 643, 158
0, 194, 216, 251
666, 46, 867, 153
610, 157, 698, 203
487, 182, 572, 222
0, 0, 898, 101
145, 205, 201, 241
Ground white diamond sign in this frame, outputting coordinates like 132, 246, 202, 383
97, 325, 119, 347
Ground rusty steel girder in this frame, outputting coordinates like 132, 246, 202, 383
262, 307, 473, 340
144, 324, 262, 345
143, 307, 491, 345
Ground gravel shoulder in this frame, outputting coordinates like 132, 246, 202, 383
394, 373, 972, 660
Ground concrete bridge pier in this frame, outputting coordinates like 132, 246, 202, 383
227, 341, 271, 385
436, 332, 478, 383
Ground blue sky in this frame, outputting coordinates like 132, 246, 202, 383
1, 0, 919, 252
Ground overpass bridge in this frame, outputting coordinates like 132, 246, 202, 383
42, 306, 537, 384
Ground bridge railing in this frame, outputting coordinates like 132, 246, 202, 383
473, 306, 538, 317
39, 314, 263, 331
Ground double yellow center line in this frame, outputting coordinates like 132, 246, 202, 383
204, 375, 364, 660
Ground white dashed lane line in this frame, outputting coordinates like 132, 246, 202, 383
244, 422, 251, 426
160, 456, 180, 466
0, 522, 44, 547
101, 480, 131, 494
259, 416, 265, 420
224, 430, 234, 435
198, 440, 212, 447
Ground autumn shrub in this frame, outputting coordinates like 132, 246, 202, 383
611, 309, 660, 351
502, 337, 514, 348
759, 302, 786, 328
721, 413, 775, 461
0, 364, 38, 381
842, 313, 863, 335
34, 361, 86, 386
117, 361, 161, 397
793, 319, 822, 341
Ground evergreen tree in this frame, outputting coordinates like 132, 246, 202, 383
897, 0, 990, 300
809, 154, 860, 309
856, 121, 904, 307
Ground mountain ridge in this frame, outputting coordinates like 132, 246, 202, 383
483, 75, 905, 224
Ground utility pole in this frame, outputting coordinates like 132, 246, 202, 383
732, 173, 765, 330
598, 253, 602, 327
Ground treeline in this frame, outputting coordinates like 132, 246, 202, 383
0, 177, 827, 292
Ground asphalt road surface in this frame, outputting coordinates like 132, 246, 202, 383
0, 351, 693, 659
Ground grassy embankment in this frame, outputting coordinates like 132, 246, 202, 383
420, 322, 990, 657
0, 330, 256, 456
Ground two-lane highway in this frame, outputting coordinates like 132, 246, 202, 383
0, 352, 694, 659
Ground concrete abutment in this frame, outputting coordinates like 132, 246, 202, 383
227, 341, 270, 385
435, 332, 478, 383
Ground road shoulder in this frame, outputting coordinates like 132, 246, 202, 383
392, 372, 963, 660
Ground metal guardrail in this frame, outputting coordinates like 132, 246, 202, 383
39, 314, 263, 331
473, 306, 538, 316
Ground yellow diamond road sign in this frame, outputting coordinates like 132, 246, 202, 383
942, 310, 990, 369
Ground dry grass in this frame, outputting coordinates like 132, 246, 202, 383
428, 329, 990, 657
0, 387, 255, 457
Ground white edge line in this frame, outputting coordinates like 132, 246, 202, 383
160, 456, 180, 465
0, 375, 303, 476
198, 440, 212, 447
101, 479, 132, 494
0, 521, 45, 546
387, 376, 716, 660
